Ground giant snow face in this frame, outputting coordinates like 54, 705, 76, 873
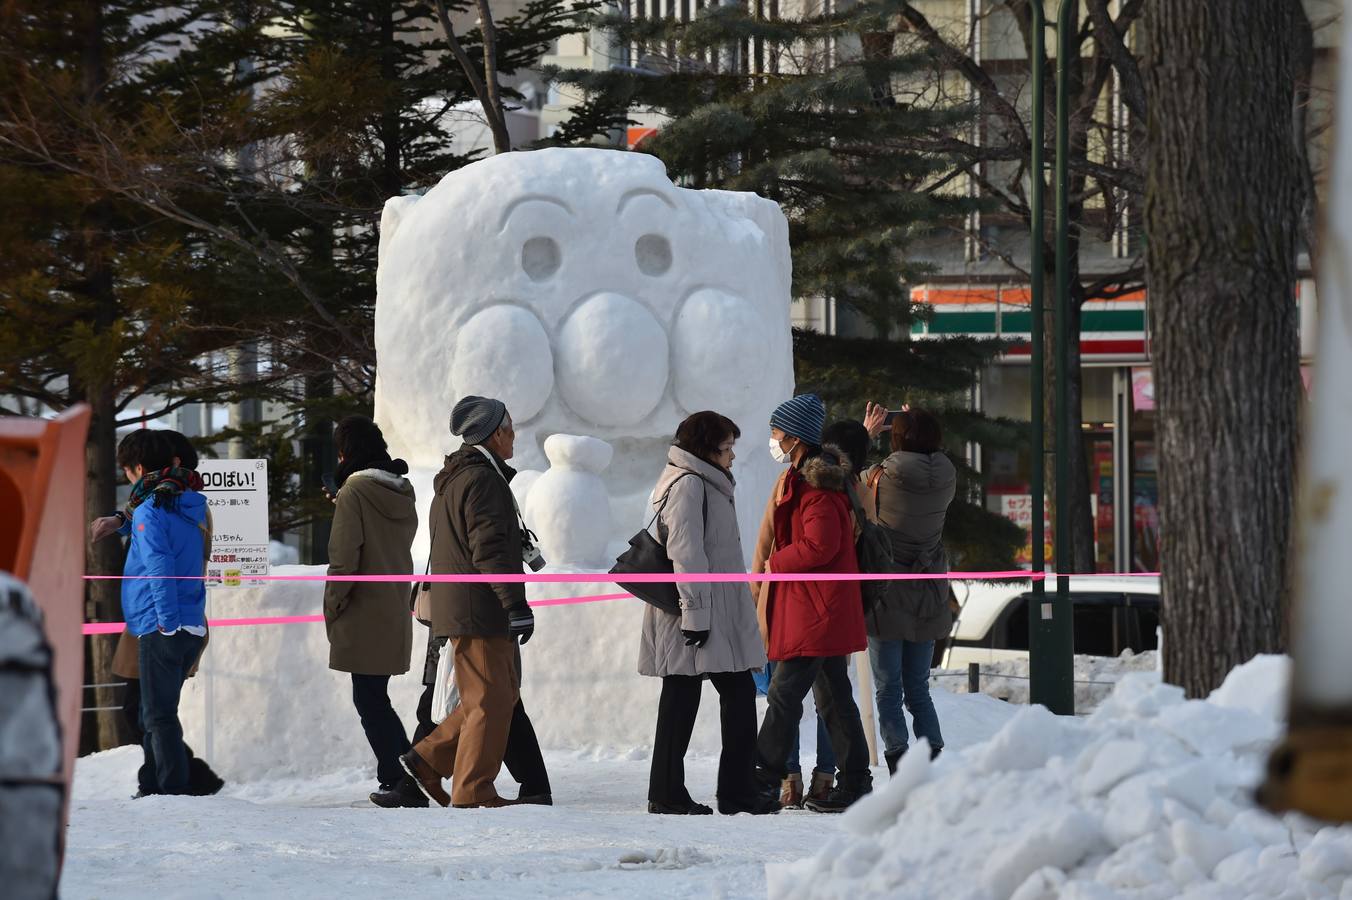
373, 148, 795, 563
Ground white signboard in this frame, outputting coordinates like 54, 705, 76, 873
197, 459, 269, 587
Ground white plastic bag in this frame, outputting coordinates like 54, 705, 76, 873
430, 641, 460, 724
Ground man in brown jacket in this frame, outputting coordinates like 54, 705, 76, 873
373, 396, 537, 809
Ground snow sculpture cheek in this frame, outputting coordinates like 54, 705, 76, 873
672, 288, 772, 418
556, 293, 669, 427
523, 434, 615, 567
450, 304, 554, 423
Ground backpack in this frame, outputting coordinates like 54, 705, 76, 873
844, 477, 894, 613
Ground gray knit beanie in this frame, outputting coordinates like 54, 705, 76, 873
450, 395, 508, 445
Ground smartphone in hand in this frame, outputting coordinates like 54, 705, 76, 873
321, 473, 338, 500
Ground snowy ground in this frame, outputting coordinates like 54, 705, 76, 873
772, 656, 1352, 900
63, 691, 1018, 900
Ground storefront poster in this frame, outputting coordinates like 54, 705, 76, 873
197, 459, 269, 587
1131, 367, 1155, 411
999, 494, 1052, 567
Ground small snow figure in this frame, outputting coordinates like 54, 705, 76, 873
523, 434, 614, 568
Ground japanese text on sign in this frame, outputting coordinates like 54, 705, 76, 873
197, 458, 269, 587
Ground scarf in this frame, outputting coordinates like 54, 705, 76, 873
127, 466, 204, 511
335, 453, 409, 489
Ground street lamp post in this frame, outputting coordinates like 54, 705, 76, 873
1027, 0, 1076, 716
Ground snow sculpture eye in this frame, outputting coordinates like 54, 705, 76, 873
672, 288, 771, 416
522, 236, 561, 281
556, 293, 669, 426
634, 234, 673, 277
450, 304, 554, 423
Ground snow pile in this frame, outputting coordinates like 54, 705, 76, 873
934, 650, 1162, 713
768, 655, 1352, 900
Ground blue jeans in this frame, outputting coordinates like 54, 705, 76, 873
138, 630, 206, 794
755, 662, 836, 774
867, 637, 943, 755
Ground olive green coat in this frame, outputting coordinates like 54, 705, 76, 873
324, 470, 418, 675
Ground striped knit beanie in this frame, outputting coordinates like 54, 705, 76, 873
769, 394, 826, 446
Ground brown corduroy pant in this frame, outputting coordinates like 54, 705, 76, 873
412, 635, 519, 805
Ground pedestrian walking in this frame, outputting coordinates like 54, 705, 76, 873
639, 411, 776, 816
861, 407, 956, 770
373, 396, 543, 809
322, 416, 419, 802
751, 395, 873, 813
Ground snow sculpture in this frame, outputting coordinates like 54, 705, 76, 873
373, 147, 795, 561
524, 435, 614, 568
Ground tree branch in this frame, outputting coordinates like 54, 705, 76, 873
433, 0, 512, 154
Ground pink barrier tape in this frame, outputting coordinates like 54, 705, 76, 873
81, 569, 1078, 584
79, 593, 638, 634
78, 573, 1163, 636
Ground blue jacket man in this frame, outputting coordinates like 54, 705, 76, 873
116, 429, 209, 795
122, 492, 208, 636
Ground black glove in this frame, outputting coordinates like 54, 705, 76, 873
508, 604, 535, 645
682, 629, 709, 648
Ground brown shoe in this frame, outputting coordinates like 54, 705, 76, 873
779, 773, 804, 809
807, 770, 834, 804
399, 751, 450, 808
453, 795, 521, 809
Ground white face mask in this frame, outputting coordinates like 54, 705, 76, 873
769, 437, 791, 464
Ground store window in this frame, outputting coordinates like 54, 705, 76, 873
982, 364, 1160, 573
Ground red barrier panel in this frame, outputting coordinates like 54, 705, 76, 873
0, 405, 90, 866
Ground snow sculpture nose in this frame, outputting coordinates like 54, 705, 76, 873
556, 292, 668, 427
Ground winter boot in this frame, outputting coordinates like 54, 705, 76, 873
884, 747, 906, 776
370, 777, 429, 809
779, 773, 804, 809
806, 770, 835, 804
647, 798, 714, 815
805, 774, 872, 814
718, 793, 782, 815
453, 795, 523, 809
399, 750, 450, 808
515, 788, 553, 806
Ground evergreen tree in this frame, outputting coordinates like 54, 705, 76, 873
0, 0, 282, 749
549, 0, 1021, 566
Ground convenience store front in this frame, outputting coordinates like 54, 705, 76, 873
911, 283, 1315, 574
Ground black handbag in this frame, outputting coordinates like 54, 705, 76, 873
610, 472, 707, 616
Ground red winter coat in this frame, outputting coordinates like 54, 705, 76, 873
764, 452, 867, 662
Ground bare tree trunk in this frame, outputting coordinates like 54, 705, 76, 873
78, 1, 131, 751
1144, 0, 1302, 697
85, 387, 131, 751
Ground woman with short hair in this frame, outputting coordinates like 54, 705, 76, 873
863, 407, 956, 771
639, 410, 775, 816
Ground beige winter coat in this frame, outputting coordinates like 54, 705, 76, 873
637, 447, 768, 678
324, 469, 418, 676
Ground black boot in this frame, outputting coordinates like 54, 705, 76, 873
804, 774, 873, 814
717, 793, 782, 815
647, 798, 713, 815
370, 776, 430, 809
516, 788, 553, 806
885, 747, 906, 776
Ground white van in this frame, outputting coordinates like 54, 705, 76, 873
937, 576, 1161, 669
